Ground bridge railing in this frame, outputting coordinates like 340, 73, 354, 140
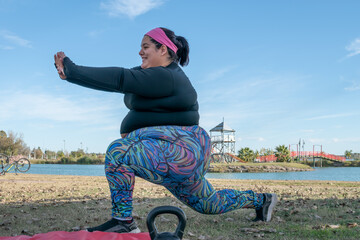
290, 151, 346, 162
225, 153, 246, 163
211, 151, 346, 163
255, 151, 346, 163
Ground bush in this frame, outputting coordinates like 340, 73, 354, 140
60, 157, 76, 164
32, 155, 105, 165
76, 156, 104, 164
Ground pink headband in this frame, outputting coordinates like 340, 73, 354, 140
145, 28, 178, 54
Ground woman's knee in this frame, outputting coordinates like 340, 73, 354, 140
107, 138, 136, 155
107, 138, 128, 153
105, 138, 134, 166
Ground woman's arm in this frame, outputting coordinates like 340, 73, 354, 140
54, 52, 175, 97
63, 57, 123, 92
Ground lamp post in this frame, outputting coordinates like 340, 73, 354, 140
313, 144, 323, 167
302, 140, 305, 163
298, 138, 302, 162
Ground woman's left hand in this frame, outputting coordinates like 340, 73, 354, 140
54, 51, 67, 80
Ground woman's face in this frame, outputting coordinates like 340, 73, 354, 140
139, 35, 164, 69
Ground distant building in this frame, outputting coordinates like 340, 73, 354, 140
210, 120, 237, 163
352, 153, 360, 160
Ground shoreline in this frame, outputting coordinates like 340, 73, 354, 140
28, 160, 360, 173
208, 162, 313, 173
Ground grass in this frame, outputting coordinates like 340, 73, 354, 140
0, 174, 359, 239
211, 162, 313, 169
209, 162, 313, 173
303, 160, 360, 167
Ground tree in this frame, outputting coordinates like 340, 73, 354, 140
344, 150, 353, 159
57, 151, 65, 158
33, 147, 44, 159
0, 130, 30, 156
0, 130, 6, 138
70, 149, 85, 158
0, 131, 11, 154
275, 145, 291, 162
45, 150, 56, 159
260, 148, 274, 156
238, 147, 256, 162
254, 150, 259, 160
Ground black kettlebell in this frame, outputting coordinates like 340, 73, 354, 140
146, 206, 186, 240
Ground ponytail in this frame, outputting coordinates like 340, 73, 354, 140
175, 35, 190, 67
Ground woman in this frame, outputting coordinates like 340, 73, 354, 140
54, 27, 278, 233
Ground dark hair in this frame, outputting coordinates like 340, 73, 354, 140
149, 27, 190, 67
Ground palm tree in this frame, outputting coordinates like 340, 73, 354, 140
254, 150, 260, 161
344, 150, 353, 159
265, 148, 274, 156
275, 145, 291, 162
237, 147, 255, 162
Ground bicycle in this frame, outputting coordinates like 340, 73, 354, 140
0, 153, 31, 175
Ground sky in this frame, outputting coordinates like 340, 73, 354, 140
0, 0, 359, 155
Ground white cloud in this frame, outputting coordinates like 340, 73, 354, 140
344, 82, 360, 91
300, 129, 315, 133
345, 38, 360, 58
339, 76, 360, 91
100, 0, 164, 19
201, 65, 237, 83
332, 137, 360, 143
0, 45, 14, 50
308, 138, 324, 144
198, 72, 307, 108
88, 29, 105, 38
305, 113, 356, 121
0, 30, 32, 48
307, 137, 360, 147
246, 137, 265, 142
0, 91, 121, 124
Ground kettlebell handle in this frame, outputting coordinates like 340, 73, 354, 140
146, 206, 186, 240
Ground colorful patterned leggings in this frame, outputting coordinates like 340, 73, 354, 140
105, 125, 264, 219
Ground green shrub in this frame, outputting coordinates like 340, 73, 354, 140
60, 157, 76, 164
76, 156, 104, 164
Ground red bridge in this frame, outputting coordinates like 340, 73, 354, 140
256, 151, 346, 163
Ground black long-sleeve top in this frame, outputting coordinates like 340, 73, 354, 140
63, 57, 199, 134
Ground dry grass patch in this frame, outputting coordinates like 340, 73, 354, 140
0, 174, 359, 239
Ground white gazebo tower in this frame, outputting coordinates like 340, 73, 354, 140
210, 119, 236, 163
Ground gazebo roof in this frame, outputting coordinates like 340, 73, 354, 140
210, 121, 235, 132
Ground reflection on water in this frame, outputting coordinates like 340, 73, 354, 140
206, 167, 360, 182
25, 165, 360, 182
26, 164, 105, 176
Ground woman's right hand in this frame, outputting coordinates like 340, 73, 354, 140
54, 51, 67, 80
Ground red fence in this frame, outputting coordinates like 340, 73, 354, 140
256, 155, 277, 162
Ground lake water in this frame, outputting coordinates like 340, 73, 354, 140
23, 164, 360, 182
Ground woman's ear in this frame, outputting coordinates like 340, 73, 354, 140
160, 44, 168, 56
